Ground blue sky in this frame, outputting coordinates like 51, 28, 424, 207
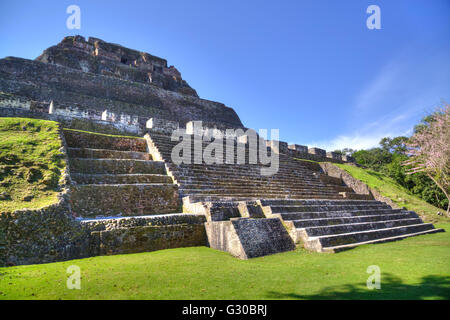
0, 0, 449, 150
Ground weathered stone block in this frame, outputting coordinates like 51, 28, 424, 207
288, 144, 308, 153
146, 118, 179, 134
70, 184, 180, 217
185, 120, 203, 136
341, 155, 355, 162
205, 218, 295, 259
308, 147, 326, 157
91, 224, 207, 256
326, 151, 341, 160
63, 129, 147, 151
267, 140, 289, 154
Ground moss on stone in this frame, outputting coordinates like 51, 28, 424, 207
0, 117, 66, 212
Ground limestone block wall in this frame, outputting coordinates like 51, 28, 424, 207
0, 55, 243, 128
70, 184, 181, 217
35, 36, 197, 96
0, 194, 90, 266
205, 218, 296, 259
89, 224, 206, 256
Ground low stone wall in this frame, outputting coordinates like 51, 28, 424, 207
0, 105, 145, 136
89, 224, 207, 256
63, 129, 147, 151
319, 163, 399, 204
0, 193, 90, 266
80, 214, 206, 231
288, 149, 347, 164
70, 184, 181, 217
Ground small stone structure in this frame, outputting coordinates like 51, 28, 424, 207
205, 218, 295, 259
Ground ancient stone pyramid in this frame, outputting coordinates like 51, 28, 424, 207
0, 36, 443, 263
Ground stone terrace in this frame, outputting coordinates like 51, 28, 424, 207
63, 129, 207, 256
261, 199, 443, 252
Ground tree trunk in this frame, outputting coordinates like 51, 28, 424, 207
427, 173, 450, 216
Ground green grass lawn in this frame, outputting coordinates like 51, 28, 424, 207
1, 223, 449, 300
0, 117, 65, 212
334, 163, 449, 224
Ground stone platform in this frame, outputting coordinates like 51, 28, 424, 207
205, 217, 295, 259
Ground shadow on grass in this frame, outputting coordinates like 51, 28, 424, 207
267, 273, 450, 300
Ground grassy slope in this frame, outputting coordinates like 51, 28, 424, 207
0, 226, 449, 300
334, 163, 449, 224
0, 117, 65, 212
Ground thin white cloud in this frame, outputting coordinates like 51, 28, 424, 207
309, 131, 403, 151
354, 62, 402, 111
306, 48, 449, 152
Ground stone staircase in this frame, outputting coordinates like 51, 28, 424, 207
145, 131, 358, 202
63, 129, 206, 256
64, 129, 181, 218
261, 199, 444, 252
144, 130, 444, 254
61, 128, 444, 256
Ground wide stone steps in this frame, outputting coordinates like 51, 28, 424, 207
304, 223, 442, 252
180, 188, 344, 197
298, 218, 424, 238
176, 177, 343, 189
174, 167, 324, 181
179, 185, 351, 196
64, 129, 181, 219
259, 199, 444, 252
261, 199, 380, 206
174, 166, 321, 178
177, 175, 336, 186
146, 132, 358, 201
175, 161, 318, 173
157, 148, 296, 163
185, 194, 344, 202
279, 208, 403, 220
291, 212, 418, 227
149, 137, 277, 155
150, 138, 296, 157
70, 183, 180, 217
64, 129, 147, 152
67, 147, 151, 160
175, 171, 326, 183
320, 228, 444, 253
162, 154, 317, 172
179, 186, 352, 197
71, 173, 173, 185
154, 145, 315, 168
271, 203, 391, 213
69, 158, 166, 174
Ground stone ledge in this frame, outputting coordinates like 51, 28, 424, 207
90, 224, 207, 256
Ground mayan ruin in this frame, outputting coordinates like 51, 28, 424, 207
0, 35, 445, 268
